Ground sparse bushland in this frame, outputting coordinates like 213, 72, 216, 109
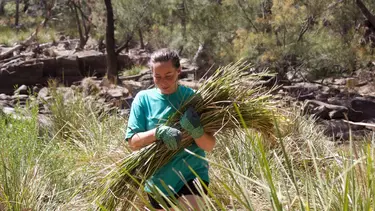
1, 84, 375, 210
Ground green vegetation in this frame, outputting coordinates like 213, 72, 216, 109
2, 0, 375, 78
0, 78, 374, 210
121, 65, 147, 77
0, 86, 127, 210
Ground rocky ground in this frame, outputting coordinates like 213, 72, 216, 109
1, 39, 375, 142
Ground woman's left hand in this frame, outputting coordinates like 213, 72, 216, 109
180, 107, 204, 139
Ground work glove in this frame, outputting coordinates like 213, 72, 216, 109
180, 107, 204, 139
155, 125, 182, 150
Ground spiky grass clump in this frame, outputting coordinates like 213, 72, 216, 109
95, 61, 277, 210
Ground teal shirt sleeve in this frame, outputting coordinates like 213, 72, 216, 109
125, 93, 147, 141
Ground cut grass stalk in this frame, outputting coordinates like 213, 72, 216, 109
95, 61, 276, 210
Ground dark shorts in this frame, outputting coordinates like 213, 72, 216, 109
147, 179, 209, 209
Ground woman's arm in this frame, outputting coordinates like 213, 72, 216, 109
194, 132, 216, 152
127, 128, 157, 151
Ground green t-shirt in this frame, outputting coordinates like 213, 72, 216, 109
125, 85, 209, 196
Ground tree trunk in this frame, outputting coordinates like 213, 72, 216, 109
15, 0, 20, 27
0, 0, 5, 15
138, 28, 144, 49
356, 0, 375, 28
104, 0, 118, 84
23, 0, 29, 13
71, 3, 85, 49
180, 0, 187, 52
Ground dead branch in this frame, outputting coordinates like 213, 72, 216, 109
343, 120, 375, 130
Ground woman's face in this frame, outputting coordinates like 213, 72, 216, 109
152, 60, 181, 94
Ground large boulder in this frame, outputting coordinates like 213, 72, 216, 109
56, 55, 80, 77
348, 97, 375, 121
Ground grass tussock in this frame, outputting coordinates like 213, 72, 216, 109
0, 82, 127, 210
0, 66, 375, 211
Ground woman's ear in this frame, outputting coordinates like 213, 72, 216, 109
177, 66, 182, 75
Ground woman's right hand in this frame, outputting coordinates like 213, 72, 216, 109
155, 126, 182, 150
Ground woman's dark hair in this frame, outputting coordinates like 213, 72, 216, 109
149, 48, 180, 70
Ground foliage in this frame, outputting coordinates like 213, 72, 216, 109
2, 0, 375, 76
0, 83, 127, 210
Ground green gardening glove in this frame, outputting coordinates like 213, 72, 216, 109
180, 107, 204, 139
155, 126, 182, 150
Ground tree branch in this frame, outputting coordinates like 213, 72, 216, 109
115, 34, 133, 54
236, 0, 258, 32
356, 0, 375, 28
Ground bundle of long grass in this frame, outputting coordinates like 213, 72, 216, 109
95, 61, 276, 210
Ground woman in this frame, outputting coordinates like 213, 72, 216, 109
125, 48, 216, 210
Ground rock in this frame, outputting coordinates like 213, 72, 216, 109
81, 77, 100, 97
56, 55, 80, 77
39, 57, 57, 77
303, 100, 348, 120
329, 110, 346, 119
321, 119, 366, 141
57, 42, 71, 50
14, 85, 28, 95
107, 87, 128, 98
57, 87, 75, 102
38, 114, 53, 135
38, 87, 49, 101
99, 78, 111, 88
356, 68, 374, 83
0, 94, 11, 101
122, 80, 144, 96
139, 73, 153, 83
0, 62, 44, 95
349, 97, 375, 120
11, 94, 29, 101
32, 86, 41, 94
356, 82, 375, 96
127, 49, 150, 66
2, 107, 15, 115
297, 93, 315, 101
77, 51, 106, 76
326, 97, 338, 104
315, 93, 329, 102
282, 82, 322, 97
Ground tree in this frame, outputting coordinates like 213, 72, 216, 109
68, 0, 92, 49
15, 0, 20, 27
113, 0, 153, 52
0, 0, 5, 16
23, 0, 29, 12
104, 0, 118, 84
